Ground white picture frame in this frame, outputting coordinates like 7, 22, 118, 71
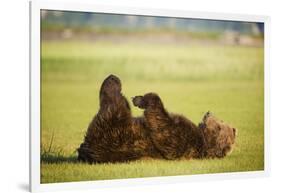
30, 0, 270, 192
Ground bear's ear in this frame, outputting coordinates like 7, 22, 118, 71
232, 128, 237, 137
203, 111, 211, 122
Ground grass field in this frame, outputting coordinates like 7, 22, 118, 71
41, 40, 264, 183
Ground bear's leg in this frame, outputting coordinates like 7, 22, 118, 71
132, 93, 187, 160
78, 75, 140, 163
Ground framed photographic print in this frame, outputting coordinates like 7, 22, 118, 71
30, 0, 270, 192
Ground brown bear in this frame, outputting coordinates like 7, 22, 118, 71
133, 93, 237, 159
77, 75, 161, 163
77, 75, 237, 163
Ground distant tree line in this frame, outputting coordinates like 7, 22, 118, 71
41, 10, 264, 35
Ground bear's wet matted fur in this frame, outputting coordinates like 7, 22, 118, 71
78, 75, 237, 163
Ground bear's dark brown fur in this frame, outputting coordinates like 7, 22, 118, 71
132, 94, 236, 159
77, 75, 161, 163
77, 75, 237, 163
132, 94, 205, 159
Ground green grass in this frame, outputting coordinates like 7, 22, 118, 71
41, 40, 264, 183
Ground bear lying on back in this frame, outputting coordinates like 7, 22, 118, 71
77, 75, 237, 163
132, 94, 236, 159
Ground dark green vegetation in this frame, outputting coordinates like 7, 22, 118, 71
41, 41, 264, 183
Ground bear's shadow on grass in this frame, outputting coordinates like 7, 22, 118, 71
41, 153, 78, 164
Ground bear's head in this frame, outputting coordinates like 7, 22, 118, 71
199, 112, 237, 158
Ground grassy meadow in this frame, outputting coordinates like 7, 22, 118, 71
41, 40, 264, 183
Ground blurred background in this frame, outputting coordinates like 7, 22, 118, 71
41, 10, 264, 183
41, 10, 264, 82
41, 10, 263, 45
